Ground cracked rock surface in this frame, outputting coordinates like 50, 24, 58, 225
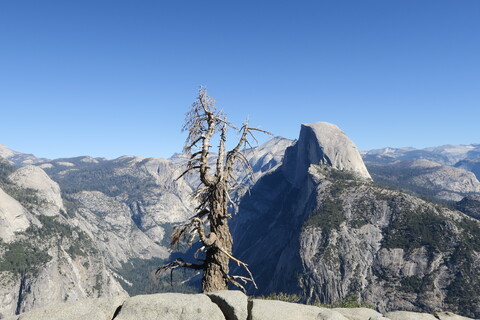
5, 291, 475, 320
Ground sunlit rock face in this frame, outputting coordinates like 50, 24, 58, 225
282, 122, 371, 187
366, 159, 480, 202
0, 187, 31, 243
8, 165, 65, 216
233, 122, 480, 319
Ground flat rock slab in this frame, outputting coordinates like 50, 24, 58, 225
385, 311, 438, 320
250, 299, 348, 320
113, 293, 225, 320
333, 307, 385, 320
206, 290, 248, 320
435, 312, 475, 320
14, 295, 126, 320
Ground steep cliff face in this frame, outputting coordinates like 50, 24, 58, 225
0, 188, 32, 243
66, 190, 169, 268
0, 160, 126, 317
232, 122, 372, 295
282, 122, 371, 187
8, 166, 65, 216
0, 219, 126, 317
232, 123, 480, 318
0, 231, 125, 316
298, 168, 480, 317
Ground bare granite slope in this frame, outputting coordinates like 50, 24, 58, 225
3, 291, 473, 320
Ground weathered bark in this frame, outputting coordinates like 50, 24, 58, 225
202, 182, 232, 291
202, 226, 232, 291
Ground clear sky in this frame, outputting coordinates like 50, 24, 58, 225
1, 0, 479, 159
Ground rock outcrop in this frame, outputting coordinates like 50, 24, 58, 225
249, 299, 348, 320
8, 166, 64, 216
0, 137, 294, 317
6, 295, 127, 320
365, 159, 480, 202
282, 122, 371, 186
1, 131, 479, 318
4, 291, 474, 320
0, 188, 31, 242
0, 161, 126, 317
0, 218, 126, 317
334, 308, 386, 320
0, 145, 45, 167
232, 123, 480, 318
385, 311, 438, 320
206, 290, 249, 320
113, 293, 225, 320
455, 159, 480, 181
66, 190, 169, 268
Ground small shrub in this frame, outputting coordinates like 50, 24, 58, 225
332, 295, 374, 309
311, 295, 374, 309
262, 292, 301, 303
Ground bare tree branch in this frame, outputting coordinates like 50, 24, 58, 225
169, 210, 210, 246
217, 245, 257, 290
176, 165, 202, 181
157, 86, 268, 292
216, 124, 227, 177
155, 258, 206, 276
193, 217, 217, 247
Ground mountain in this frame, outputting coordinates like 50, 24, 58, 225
365, 159, 480, 202
363, 144, 480, 204
0, 137, 294, 317
232, 122, 480, 318
0, 144, 47, 167
0, 159, 125, 317
455, 158, 480, 180
282, 123, 371, 186
363, 144, 480, 166
2, 131, 480, 317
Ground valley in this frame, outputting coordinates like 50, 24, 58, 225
0, 128, 479, 318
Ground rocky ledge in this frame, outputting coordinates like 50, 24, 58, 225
2, 291, 474, 320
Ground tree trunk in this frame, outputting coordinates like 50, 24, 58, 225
202, 184, 232, 292
202, 224, 232, 291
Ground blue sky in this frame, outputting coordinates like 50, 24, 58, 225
1, 1, 479, 159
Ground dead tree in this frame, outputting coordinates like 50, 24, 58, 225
156, 86, 269, 292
